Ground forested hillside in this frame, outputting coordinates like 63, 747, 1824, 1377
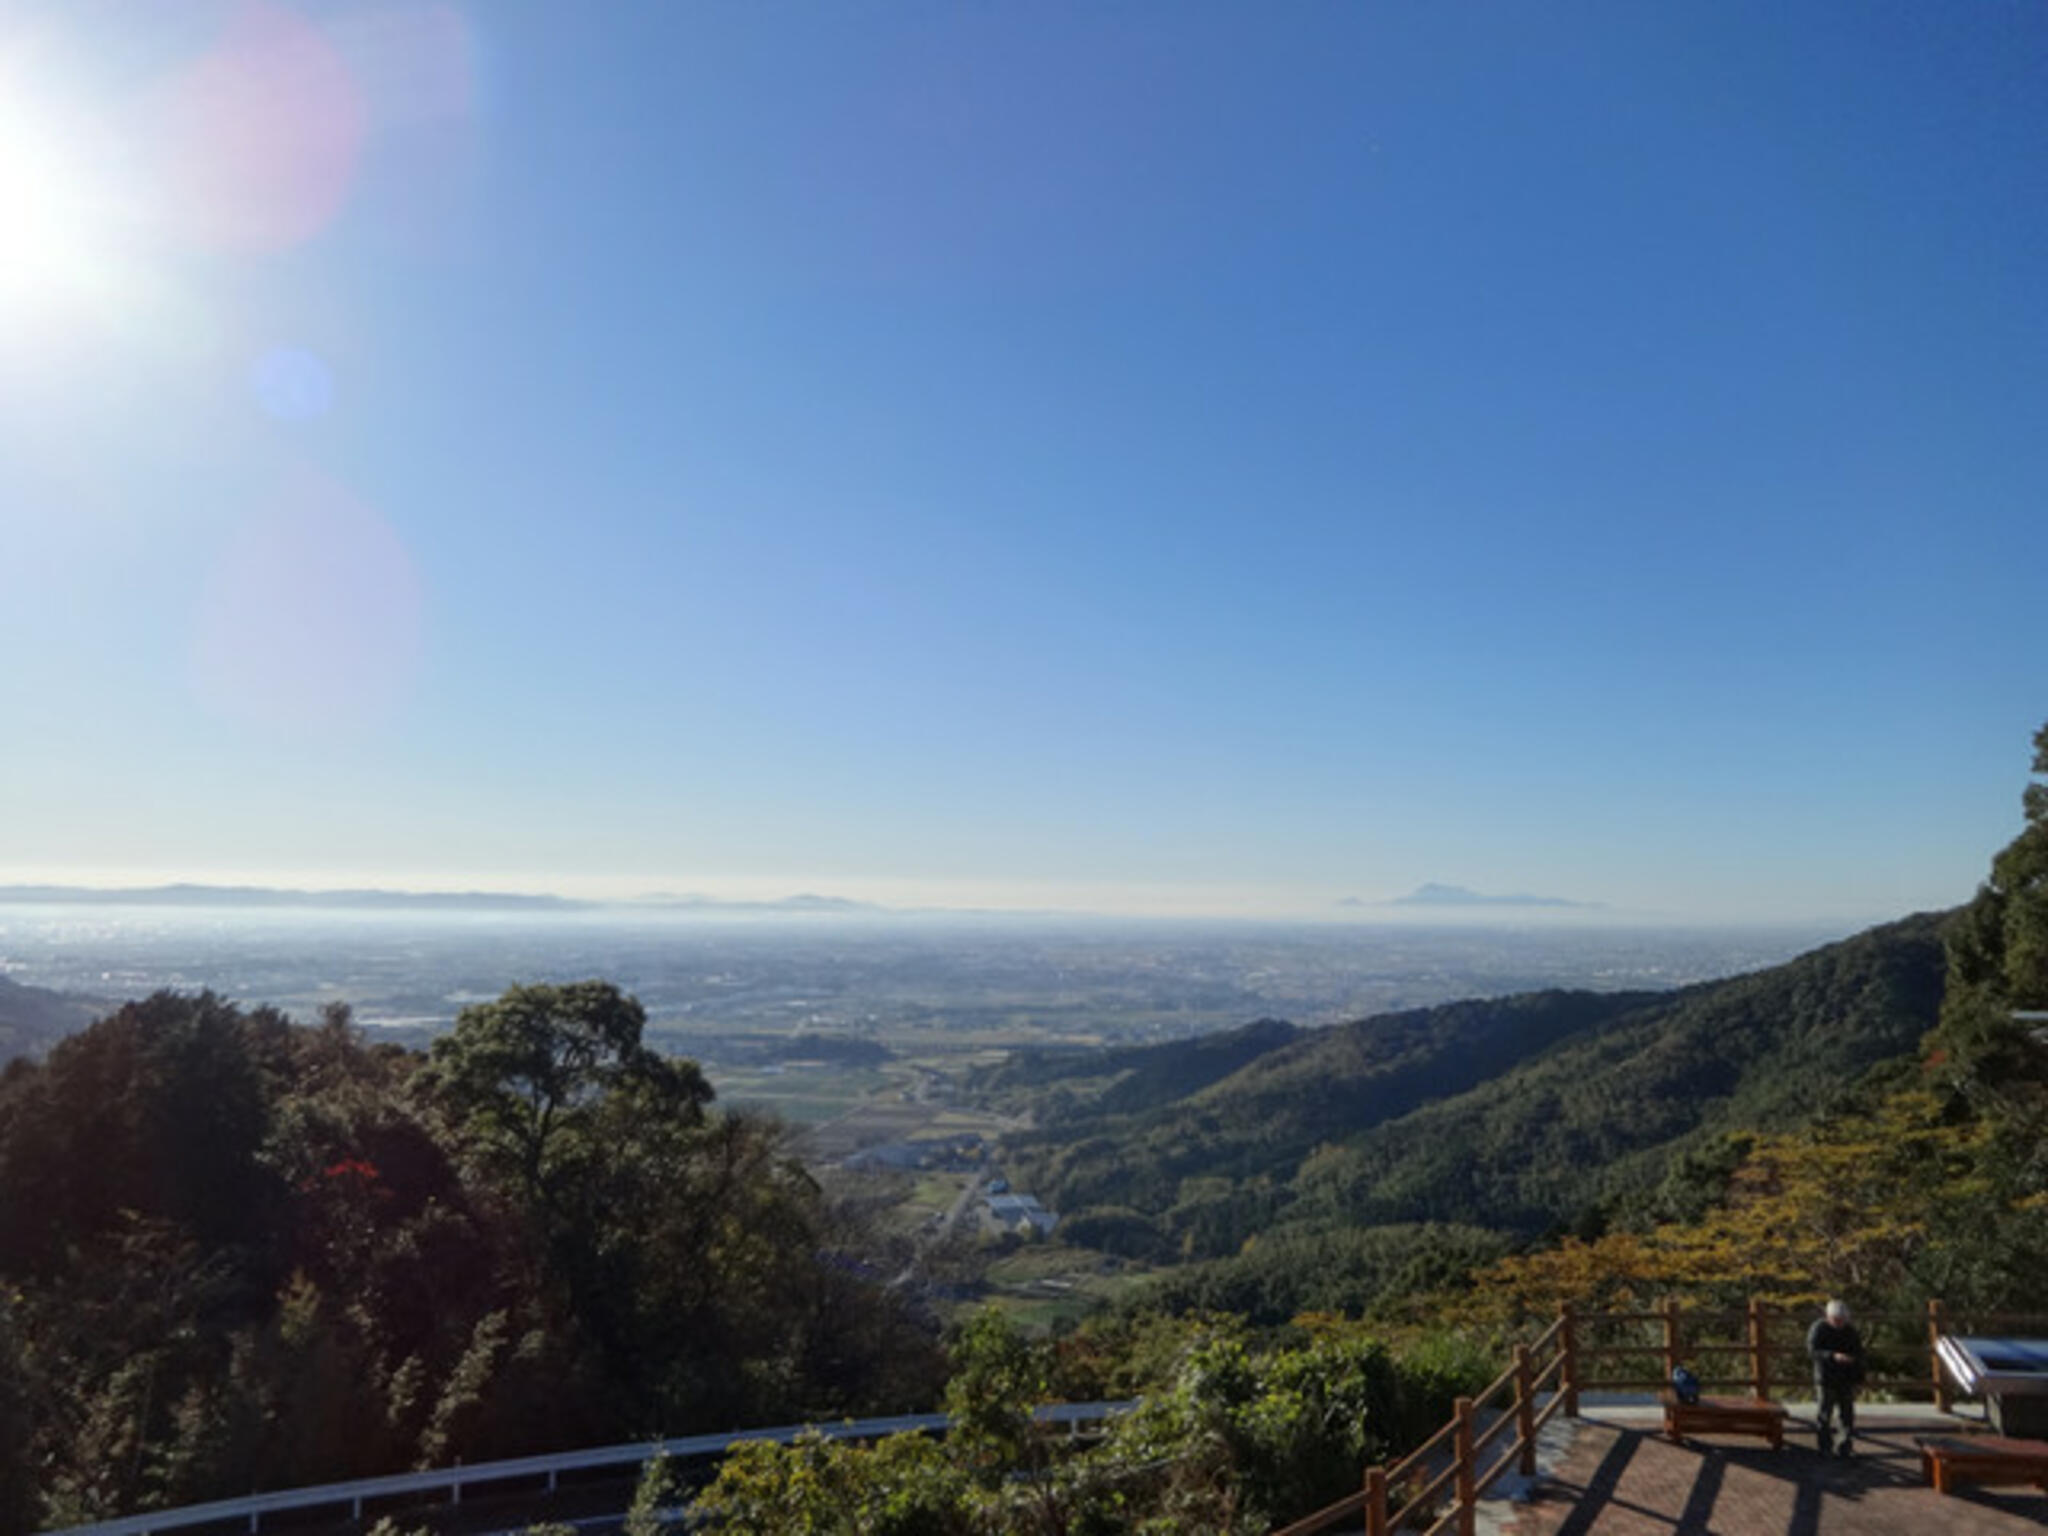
1449, 725, 2048, 1327
0, 985, 939, 1531
1006, 913, 1946, 1263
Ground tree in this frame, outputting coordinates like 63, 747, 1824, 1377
420, 981, 711, 1204
1936, 720, 2048, 1189
0, 1298, 37, 1536
0, 991, 285, 1279
1454, 1088, 1995, 1320
1949, 721, 2048, 1006
690, 1431, 974, 1536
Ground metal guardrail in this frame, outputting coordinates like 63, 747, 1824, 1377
40, 1401, 1138, 1536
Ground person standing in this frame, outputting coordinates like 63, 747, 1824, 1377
1808, 1298, 1865, 1457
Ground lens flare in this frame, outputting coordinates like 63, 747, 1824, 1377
250, 346, 335, 419
151, 2, 369, 253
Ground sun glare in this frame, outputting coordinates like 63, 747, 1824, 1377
0, 69, 123, 325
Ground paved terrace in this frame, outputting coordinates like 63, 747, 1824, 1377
1494, 1402, 2048, 1535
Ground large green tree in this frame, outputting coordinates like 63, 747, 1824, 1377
1936, 720, 2048, 1184
1947, 721, 2048, 1007
421, 980, 712, 1205
421, 981, 939, 1431
0, 990, 285, 1280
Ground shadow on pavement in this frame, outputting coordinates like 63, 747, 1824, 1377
1549, 1430, 1640, 1536
1547, 1419, 2048, 1535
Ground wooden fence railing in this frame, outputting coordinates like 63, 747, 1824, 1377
1270, 1298, 2048, 1536
1271, 1316, 1570, 1536
1564, 1299, 2048, 1413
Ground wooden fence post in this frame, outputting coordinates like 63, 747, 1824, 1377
1929, 1299, 1951, 1413
1454, 1396, 1477, 1536
1515, 1343, 1537, 1476
1660, 1297, 1681, 1383
1560, 1302, 1580, 1418
1364, 1464, 1387, 1536
1748, 1297, 1769, 1401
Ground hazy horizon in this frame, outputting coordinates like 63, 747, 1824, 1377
0, 864, 1932, 929
0, 898, 1852, 1049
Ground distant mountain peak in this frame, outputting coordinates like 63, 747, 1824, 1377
1390, 883, 1594, 909
632, 891, 879, 913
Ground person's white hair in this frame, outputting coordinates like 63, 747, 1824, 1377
1825, 1299, 1850, 1323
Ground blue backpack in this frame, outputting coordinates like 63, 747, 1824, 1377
1671, 1365, 1701, 1405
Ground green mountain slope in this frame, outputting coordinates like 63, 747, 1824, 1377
1007, 989, 1658, 1219
1294, 913, 1947, 1234
977, 1015, 1303, 1122
1006, 913, 1947, 1259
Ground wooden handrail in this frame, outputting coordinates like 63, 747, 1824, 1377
1391, 1458, 1460, 1532
1270, 1295, 2048, 1534
1470, 1404, 1518, 1458
1473, 1357, 1521, 1405
1382, 1415, 1460, 1485
1270, 1314, 1575, 1534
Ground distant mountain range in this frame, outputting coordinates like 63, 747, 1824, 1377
634, 892, 879, 913
7, 880, 1613, 921
0, 883, 588, 911
0, 883, 881, 915
1387, 883, 1596, 909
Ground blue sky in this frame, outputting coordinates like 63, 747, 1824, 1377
2, 1, 2043, 922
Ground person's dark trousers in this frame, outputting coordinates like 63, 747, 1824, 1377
1816, 1381, 1855, 1453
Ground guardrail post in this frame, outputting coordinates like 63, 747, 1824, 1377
1455, 1396, 1476, 1536
1560, 1302, 1580, 1418
1364, 1464, 1387, 1536
1748, 1297, 1769, 1400
1515, 1344, 1537, 1476
1930, 1299, 1951, 1412
1660, 1297, 1681, 1383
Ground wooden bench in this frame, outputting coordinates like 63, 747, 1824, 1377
1918, 1434, 2048, 1495
1659, 1391, 1787, 1448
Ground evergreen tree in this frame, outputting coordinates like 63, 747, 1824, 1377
1936, 720, 2048, 1186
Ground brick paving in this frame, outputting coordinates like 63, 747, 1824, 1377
1500, 1407, 2048, 1534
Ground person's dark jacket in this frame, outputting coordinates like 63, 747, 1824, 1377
1808, 1318, 1865, 1389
